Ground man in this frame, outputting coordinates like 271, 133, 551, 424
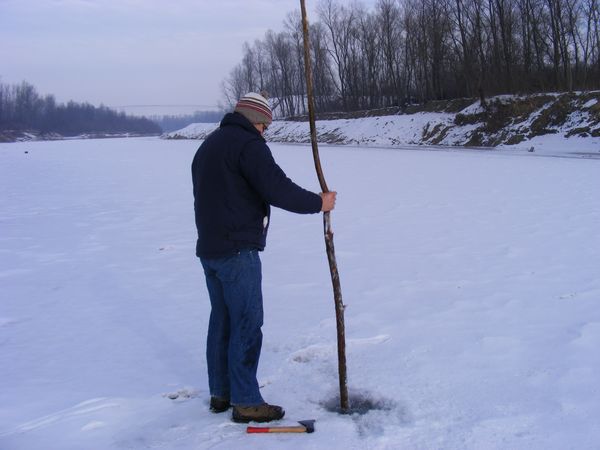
191, 92, 336, 423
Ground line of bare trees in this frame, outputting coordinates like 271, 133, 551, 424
222, 0, 600, 117
0, 80, 161, 135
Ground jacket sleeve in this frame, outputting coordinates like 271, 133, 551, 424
239, 140, 322, 214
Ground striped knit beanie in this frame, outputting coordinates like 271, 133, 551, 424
234, 92, 273, 126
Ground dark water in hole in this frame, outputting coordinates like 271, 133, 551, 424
322, 391, 395, 415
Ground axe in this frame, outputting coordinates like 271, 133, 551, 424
246, 419, 315, 434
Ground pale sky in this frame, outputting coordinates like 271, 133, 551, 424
1, 0, 375, 115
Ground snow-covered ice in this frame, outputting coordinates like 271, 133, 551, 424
1, 137, 599, 449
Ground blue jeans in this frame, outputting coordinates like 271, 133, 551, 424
200, 249, 265, 406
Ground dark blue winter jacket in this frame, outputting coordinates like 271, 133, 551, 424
192, 112, 322, 259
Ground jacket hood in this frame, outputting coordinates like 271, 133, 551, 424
220, 112, 264, 141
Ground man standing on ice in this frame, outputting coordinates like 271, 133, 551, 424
191, 92, 337, 423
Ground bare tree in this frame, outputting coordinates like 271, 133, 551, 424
285, 10, 308, 114
221, 65, 249, 109
317, 0, 358, 109
358, 10, 383, 108
310, 22, 337, 110
377, 0, 404, 105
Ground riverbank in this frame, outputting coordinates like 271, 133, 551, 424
164, 91, 600, 158
0, 130, 161, 143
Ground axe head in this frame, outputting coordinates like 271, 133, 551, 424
298, 420, 315, 433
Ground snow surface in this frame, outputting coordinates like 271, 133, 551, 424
1, 137, 600, 449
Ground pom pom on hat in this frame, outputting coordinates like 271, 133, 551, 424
234, 92, 273, 126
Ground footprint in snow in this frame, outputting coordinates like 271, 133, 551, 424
163, 388, 200, 401
0, 398, 119, 436
291, 334, 391, 363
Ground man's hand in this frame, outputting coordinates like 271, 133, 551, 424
320, 191, 337, 212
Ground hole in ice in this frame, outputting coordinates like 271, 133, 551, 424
321, 390, 395, 415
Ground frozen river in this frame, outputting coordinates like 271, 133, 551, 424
1, 137, 599, 449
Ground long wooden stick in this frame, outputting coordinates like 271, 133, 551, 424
299, 0, 349, 413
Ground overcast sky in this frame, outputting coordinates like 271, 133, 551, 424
1, 0, 377, 115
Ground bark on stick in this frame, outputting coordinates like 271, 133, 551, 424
300, 0, 349, 413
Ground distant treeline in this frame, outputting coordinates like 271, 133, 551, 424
150, 110, 224, 133
0, 81, 161, 136
223, 0, 600, 116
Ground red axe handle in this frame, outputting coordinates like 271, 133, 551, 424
247, 420, 315, 433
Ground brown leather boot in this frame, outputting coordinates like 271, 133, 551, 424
210, 396, 231, 413
232, 403, 285, 423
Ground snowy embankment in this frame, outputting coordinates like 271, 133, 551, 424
1, 137, 600, 449
165, 92, 600, 158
